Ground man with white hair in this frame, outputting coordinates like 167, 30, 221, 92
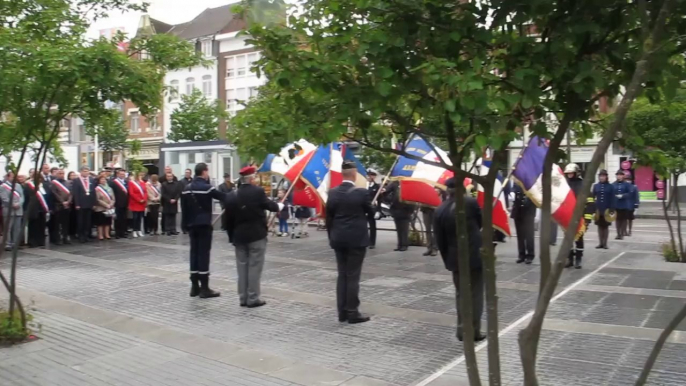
1, 171, 25, 251
225, 166, 280, 308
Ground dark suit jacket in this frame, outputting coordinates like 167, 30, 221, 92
225, 183, 279, 245
71, 176, 94, 209
434, 194, 483, 272
326, 182, 375, 249
109, 178, 129, 209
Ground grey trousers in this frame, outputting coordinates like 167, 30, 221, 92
550, 220, 558, 245
452, 269, 484, 338
235, 238, 267, 305
3, 215, 22, 249
422, 211, 437, 251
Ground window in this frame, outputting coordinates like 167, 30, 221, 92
148, 116, 159, 132
185, 77, 195, 95
226, 57, 235, 78
249, 87, 259, 98
236, 55, 247, 77
247, 53, 259, 75
170, 80, 179, 100
226, 89, 236, 112
201, 40, 213, 57
202, 75, 212, 97
236, 87, 246, 101
130, 112, 140, 133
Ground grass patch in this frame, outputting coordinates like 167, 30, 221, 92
661, 243, 682, 263
0, 309, 34, 344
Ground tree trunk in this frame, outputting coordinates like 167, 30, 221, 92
662, 187, 678, 259
540, 117, 573, 294
479, 149, 507, 386
518, 0, 675, 382
444, 114, 481, 385
674, 176, 684, 259
634, 303, 686, 385
454, 180, 482, 386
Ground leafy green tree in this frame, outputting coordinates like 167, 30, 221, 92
0, 0, 205, 337
168, 89, 228, 142
235, 0, 686, 383
623, 89, 686, 262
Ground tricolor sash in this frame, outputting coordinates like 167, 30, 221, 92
132, 181, 145, 197
52, 179, 70, 196
150, 184, 160, 197
113, 179, 127, 194
96, 186, 112, 202
26, 181, 49, 213
1, 182, 21, 199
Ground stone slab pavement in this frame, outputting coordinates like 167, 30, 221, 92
0, 219, 685, 386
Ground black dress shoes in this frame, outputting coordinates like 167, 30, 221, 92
338, 313, 348, 322
525, 257, 533, 265
393, 247, 408, 252
347, 312, 370, 324
516, 256, 525, 263
247, 300, 267, 308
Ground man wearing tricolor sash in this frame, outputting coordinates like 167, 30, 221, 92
110, 169, 129, 239
0, 171, 25, 251
49, 169, 72, 245
71, 165, 95, 243
26, 175, 52, 248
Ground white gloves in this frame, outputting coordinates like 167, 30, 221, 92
277, 203, 285, 211
615, 194, 623, 199
374, 211, 382, 220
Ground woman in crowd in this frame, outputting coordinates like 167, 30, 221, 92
146, 174, 162, 235
93, 175, 115, 240
161, 172, 182, 236
128, 171, 148, 238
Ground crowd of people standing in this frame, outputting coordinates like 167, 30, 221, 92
0, 163, 196, 251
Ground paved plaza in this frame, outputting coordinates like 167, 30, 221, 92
1, 219, 686, 386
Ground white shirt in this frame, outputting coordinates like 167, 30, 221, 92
343, 180, 356, 185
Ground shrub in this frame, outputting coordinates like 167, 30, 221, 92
0, 310, 33, 344
661, 243, 681, 263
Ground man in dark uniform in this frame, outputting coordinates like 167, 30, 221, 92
613, 170, 633, 239
181, 163, 227, 299
225, 166, 280, 308
366, 169, 381, 249
421, 188, 444, 256
110, 168, 129, 239
592, 169, 615, 249
384, 180, 415, 251
511, 182, 536, 264
71, 165, 94, 243
180, 168, 193, 234
434, 178, 485, 342
326, 161, 375, 323
564, 163, 594, 269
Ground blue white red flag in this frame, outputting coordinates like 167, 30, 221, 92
258, 139, 317, 176
477, 158, 511, 236
511, 136, 583, 235
389, 134, 457, 207
291, 145, 331, 213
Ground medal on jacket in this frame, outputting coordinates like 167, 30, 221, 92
82, 177, 90, 195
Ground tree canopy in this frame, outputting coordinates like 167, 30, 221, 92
168, 89, 227, 143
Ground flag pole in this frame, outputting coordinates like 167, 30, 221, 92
372, 154, 399, 206
266, 150, 315, 230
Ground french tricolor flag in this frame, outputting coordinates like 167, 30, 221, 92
512, 137, 583, 235
477, 159, 511, 236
